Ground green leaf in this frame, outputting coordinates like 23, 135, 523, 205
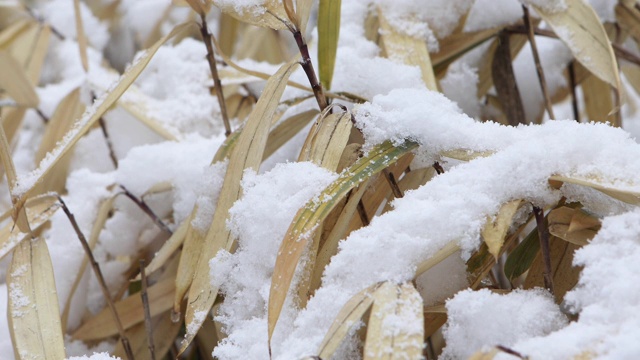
318, 0, 341, 90
504, 226, 540, 282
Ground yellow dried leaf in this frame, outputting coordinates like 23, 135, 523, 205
482, 200, 524, 259
211, 0, 289, 30
0, 50, 38, 107
548, 206, 600, 246
549, 174, 640, 205
8, 236, 65, 360
73, 0, 88, 72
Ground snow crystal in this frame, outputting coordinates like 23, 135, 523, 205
441, 288, 567, 359
214, 0, 268, 16
66, 353, 121, 360
441, 62, 481, 119
464, 0, 524, 32
521, 0, 568, 13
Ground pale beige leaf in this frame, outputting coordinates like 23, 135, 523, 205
296, 0, 313, 34
139, 210, 191, 279
377, 7, 437, 91
0, 195, 58, 260
180, 60, 300, 353
548, 206, 600, 246
298, 110, 353, 170
530, 0, 620, 91
24, 24, 51, 85
8, 236, 65, 360
0, 19, 30, 49
317, 283, 381, 359
0, 50, 38, 106
114, 311, 182, 360
549, 174, 640, 205
582, 73, 615, 123
482, 200, 524, 259
264, 110, 318, 161
73, 0, 88, 72
0, 109, 29, 233
72, 278, 175, 340
364, 282, 424, 360
415, 241, 460, 277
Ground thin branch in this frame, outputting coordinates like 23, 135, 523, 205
91, 92, 118, 168
290, 26, 328, 111
139, 259, 156, 360
532, 205, 554, 295
568, 61, 580, 122
24, 6, 65, 40
433, 162, 445, 175
496, 345, 529, 359
356, 200, 370, 226
200, 14, 231, 137
35, 108, 49, 124
119, 185, 173, 236
57, 196, 135, 360
383, 169, 403, 198
522, 5, 555, 120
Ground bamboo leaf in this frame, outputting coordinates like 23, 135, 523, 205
377, 7, 437, 91
180, 60, 300, 353
268, 139, 418, 343
0, 50, 38, 107
548, 206, 600, 246
582, 72, 615, 123
482, 200, 524, 259
0, 108, 29, 233
549, 175, 640, 205
530, 0, 620, 92
363, 282, 424, 360
318, 0, 341, 90
317, 283, 381, 359
72, 278, 175, 340
504, 226, 540, 282
8, 235, 65, 360
73, 0, 88, 72
211, 0, 289, 30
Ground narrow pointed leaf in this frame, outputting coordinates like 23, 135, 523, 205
318, 0, 341, 90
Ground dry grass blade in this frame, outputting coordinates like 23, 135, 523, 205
180, 60, 300, 353
299, 110, 352, 169
114, 311, 182, 360
0, 110, 29, 233
581, 72, 615, 123
432, 27, 500, 72
548, 206, 601, 246
264, 110, 318, 161
0, 50, 38, 107
72, 278, 175, 340
482, 200, 524, 259
138, 211, 191, 278
0, 19, 31, 48
318, 0, 341, 90
377, 7, 437, 90
268, 139, 418, 344
14, 21, 197, 202
317, 283, 381, 359
0, 195, 58, 260
530, 0, 621, 106
8, 235, 66, 360
296, 0, 313, 34
492, 32, 526, 125
549, 175, 640, 205
73, 0, 88, 72
364, 282, 424, 360
616, 2, 640, 44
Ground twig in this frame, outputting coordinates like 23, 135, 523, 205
496, 345, 528, 359
356, 200, 370, 226
532, 206, 554, 294
382, 169, 403, 198
118, 185, 173, 236
35, 108, 49, 124
24, 5, 65, 40
139, 260, 156, 360
57, 196, 135, 360
199, 14, 231, 137
568, 61, 580, 122
433, 162, 445, 175
522, 5, 555, 120
91, 92, 118, 167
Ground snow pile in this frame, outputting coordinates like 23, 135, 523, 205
441, 288, 567, 359
67, 353, 121, 360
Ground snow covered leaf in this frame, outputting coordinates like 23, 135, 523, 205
548, 206, 601, 246
468, 348, 499, 359
377, 7, 437, 91
363, 282, 424, 360
318, 0, 341, 90
549, 175, 640, 205
72, 278, 174, 340
0, 111, 29, 233
211, 0, 290, 30
415, 241, 461, 277
0, 195, 59, 260
528, 0, 620, 96
0, 50, 38, 107
299, 110, 353, 169
73, 0, 88, 72
268, 139, 418, 344
8, 236, 65, 360
482, 200, 524, 259
14, 21, 198, 201
181, 60, 300, 353
317, 283, 381, 359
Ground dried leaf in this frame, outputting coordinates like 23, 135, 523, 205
73, 0, 88, 72
8, 236, 66, 360
0, 50, 38, 107
482, 200, 524, 259
211, 0, 289, 30
317, 283, 381, 359
492, 32, 526, 126
582, 73, 615, 123
72, 278, 175, 340
363, 282, 424, 360
181, 60, 300, 353
530, 0, 620, 92
548, 206, 600, 246
549, 174, 640, 205
264, 110, 318, 161
0, 108, 29, 233
377, 7, 437, 91
318, 0, 341, 90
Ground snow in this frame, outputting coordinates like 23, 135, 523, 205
442, 288, 567, 359
67, 353, 121, 360
521, 0, 568, 13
